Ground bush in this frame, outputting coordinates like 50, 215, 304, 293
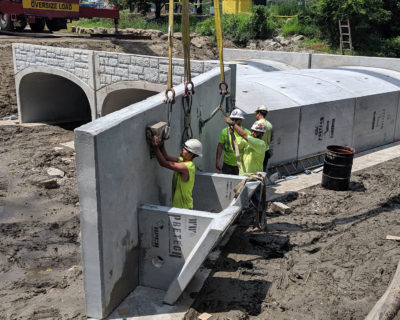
196, 6, 275, 46
282, 16, 320, 38
195, 16, 215, 36
380, 36, 400, 57
270, 0, 300, 16
222, 14, 253, 46
249, 5, 274, 39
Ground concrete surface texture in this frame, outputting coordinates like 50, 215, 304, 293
75, 67, 251, 319
235, 67, 400, 166
12, 43, 223, 123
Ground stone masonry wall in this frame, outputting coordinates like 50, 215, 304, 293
13, 44, 220, 91
95, 51, 218, 89
13, 43, 92, 87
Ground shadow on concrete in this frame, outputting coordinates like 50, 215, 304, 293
335, 67, 400, 88
243, 60, 281, 72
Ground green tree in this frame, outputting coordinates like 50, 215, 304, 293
310, 0, 399, 52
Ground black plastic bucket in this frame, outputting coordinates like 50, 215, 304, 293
321, 145, 355, 191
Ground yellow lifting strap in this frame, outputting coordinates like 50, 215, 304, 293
181, 0, 192, 88
165, 0, 175, 102
213, 0, 226, 91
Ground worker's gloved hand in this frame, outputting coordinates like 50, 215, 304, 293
216, 160, 222, 171
152, 136, 160, 147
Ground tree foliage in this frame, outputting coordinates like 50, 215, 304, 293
308, 0, 400, 54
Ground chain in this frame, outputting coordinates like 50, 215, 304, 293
181, 91, 193, 145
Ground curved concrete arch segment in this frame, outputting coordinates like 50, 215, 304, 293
15, 66, 96, 124
97, 81, 166, 116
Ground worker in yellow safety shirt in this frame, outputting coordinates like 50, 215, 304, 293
152, 137, 203, 209
225, 118, 267, 215
216, 108, 250, 175
255, 105, 273, 171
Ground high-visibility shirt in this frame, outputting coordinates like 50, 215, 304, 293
172, 157, 195, 209
258, 118, 272, 151
238, 136, 266, 175
218, 126, 251, 166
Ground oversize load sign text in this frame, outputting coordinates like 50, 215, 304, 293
22, 0, 79, 12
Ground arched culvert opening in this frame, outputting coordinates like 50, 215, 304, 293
101, 88, 159, 116
19, 73, 91, 125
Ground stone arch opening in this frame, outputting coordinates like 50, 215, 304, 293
19, 72, 91, 124
101, 88, 159, 116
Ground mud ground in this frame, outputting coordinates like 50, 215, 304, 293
1, 34, 400, 320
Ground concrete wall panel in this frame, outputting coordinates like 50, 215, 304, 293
394, 94, 400, 140
75, 68, 231, 319
353, 92, 399, 151
241, 108, 301, 166
223, 48, 311, 69
311, 53, 400, 73
298, 99, 355, 158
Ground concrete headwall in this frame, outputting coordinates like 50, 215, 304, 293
13, 44, 225, 122
75, 67, 232, 319
223, 48, 311, 69
224, 48, 400, 73
311, 53, 400, 72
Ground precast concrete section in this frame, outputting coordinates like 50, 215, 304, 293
224, 50, 400, 166
12, 43, 226, 123
238, 68, 400, 165
75, 67, 260, 319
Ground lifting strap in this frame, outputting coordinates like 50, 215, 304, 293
213, 0, 228, 94
227, 126, 241, 170
233, 173, 266, 230
164, 0, 175, 140
166, 0, 175, 96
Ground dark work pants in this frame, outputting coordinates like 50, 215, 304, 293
222, 163, 239, 175
263, 149, 272, 172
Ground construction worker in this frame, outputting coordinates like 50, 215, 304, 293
152, 137, 203, 209
216, 108, 250, 175
225, 118, 266, 175
255, 105, 273, 171
225, 117, 267, 216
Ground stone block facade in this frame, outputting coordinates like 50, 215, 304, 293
13, 43, 221, 92
13, 43, 93, 86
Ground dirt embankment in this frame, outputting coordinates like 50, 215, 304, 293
186, 159, 400, 320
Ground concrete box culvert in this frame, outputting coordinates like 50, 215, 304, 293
16, 68, 94, 124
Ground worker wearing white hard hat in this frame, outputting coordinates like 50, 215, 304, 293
152, 137, 202, 209
255, 105, 273, 171
225, 118, 267, 218
216, 108, 250, 175
224, 117, 266, 175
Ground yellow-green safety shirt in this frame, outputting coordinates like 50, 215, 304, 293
172, 157, 195, 209
258, 118, 272, 151
219, 126, 251, 166
238, 136, 266, 176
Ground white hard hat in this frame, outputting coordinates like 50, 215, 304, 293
251, 120, 266, 133
183, 139, 203, 157
229, 108, 245, 119
255, 105, 269, 113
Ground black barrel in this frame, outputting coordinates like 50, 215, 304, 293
321, 145, 355, 191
